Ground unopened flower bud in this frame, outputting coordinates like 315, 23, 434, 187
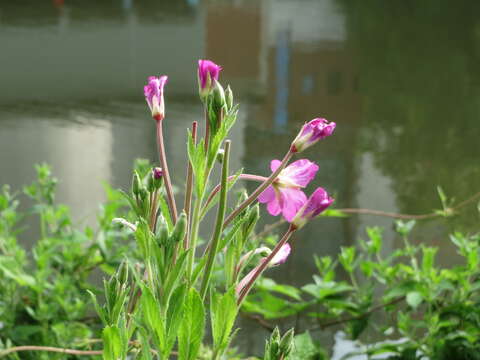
144, 76, 168, 121
292, 187, 334, 229
291, 118, 336, 153
225, 85, 233, 110
279, 328, 295, 356
169, 211, 187, 244
242, 203, 259, 239
116, 260, 129, 285
132, 171, 142, 197
198, 59, 222, 102
156, 225, 169, 247
152, 167, 163, 189
212, 80, 226, 109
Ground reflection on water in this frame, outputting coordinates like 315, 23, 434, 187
1, 0, 479, 355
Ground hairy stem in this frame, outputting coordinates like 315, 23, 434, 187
156, 119, 178, 224
200, 140, 230, 299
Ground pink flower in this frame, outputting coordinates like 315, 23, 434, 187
291, 118, 336, 153
197, 59, 222, 101
292, 187, 334, 229
144, 76, 168, 121
258, 159, 319, 222
235, 243, 291, 297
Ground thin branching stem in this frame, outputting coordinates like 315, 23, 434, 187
223, 150, 293, 228
201, 174, 267, 217
156, 119, 178, 224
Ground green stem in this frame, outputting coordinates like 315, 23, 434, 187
186, 158, 216, 283
223, 150, 293, 228
156, 119, 178, 224
237, 225, 296, 305
187, 199, 202, 283
200, 141, 230, 299
183, 121, 197, 250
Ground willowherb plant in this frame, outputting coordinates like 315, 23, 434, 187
93, 59, 336, 359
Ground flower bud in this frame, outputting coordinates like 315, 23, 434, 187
156, 225, 170, 247
198, 59, 222, 102
132, 171, 141, 197
212, 80, 226, 109
152, 167, 163, 190
116, 260, 129, 285
169, 211, 187, 244
146, 171, 155, 193
291, 118, 336, 153
144, 76, 168, 121
242, 203, 259, 239
225, 85, 233, 110
279, 328, 295, 356
292, 187, 334, 229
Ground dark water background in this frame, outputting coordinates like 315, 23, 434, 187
1, 0, 479, 355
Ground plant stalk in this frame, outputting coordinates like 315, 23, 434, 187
200, 140, 230, 299
223, 150, 293, 228
156, 119, 178, 224
183, 121, 197, 250
201, 174, 267, 218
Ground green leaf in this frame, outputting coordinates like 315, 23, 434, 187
406, 291, 423, 309
256, 278, 302, 301
141, 286, 166, 352
211, 289, 238, 356
102, 325, 125, 360
178, 288, 205, 360
0, 256, 36, 288
289, 332, 324, 360
302, 280, 354, 301
166, 284, 187, 352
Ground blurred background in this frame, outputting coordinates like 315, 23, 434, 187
1, 0, 479, 354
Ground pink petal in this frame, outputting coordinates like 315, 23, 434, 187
271, 243, 291, 265
281, 159, 319, 187
270, 159, 282, 172
279, 188, 307, 222
236, 266, 258, 297
258, 186, 275, 203
266, 196, 282, 216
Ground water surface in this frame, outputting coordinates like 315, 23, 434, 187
1, 0, 479, 355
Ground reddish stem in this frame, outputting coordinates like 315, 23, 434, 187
156, 119, 178, 224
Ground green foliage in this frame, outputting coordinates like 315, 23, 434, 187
210, 290, 238, 358
0, 164, 132, 359
245, 220, 480, 359
178, 288, 205, 360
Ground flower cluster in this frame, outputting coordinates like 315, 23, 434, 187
141, 59, 336, 308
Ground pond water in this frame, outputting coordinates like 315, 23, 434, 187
1, 0, 479, 355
